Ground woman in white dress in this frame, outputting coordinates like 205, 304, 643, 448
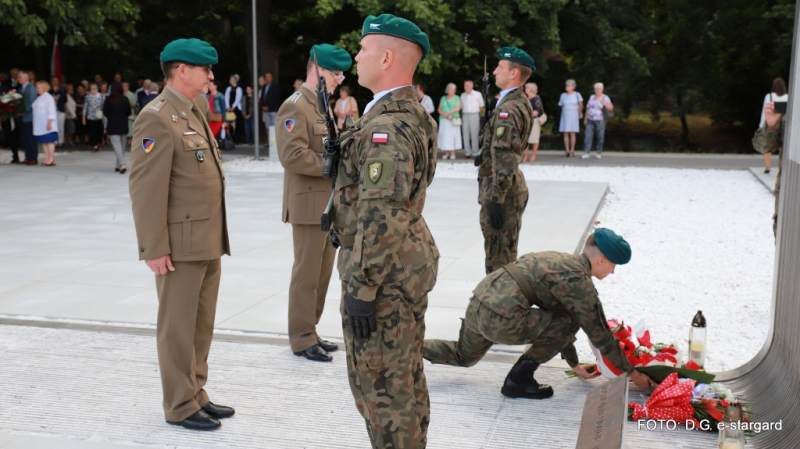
437, 83, 462, 160
759, 77, 788, 174
558, 79, 583, 157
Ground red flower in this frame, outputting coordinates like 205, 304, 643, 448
639, 352, 654, 366
620, 339, 637, 356
686, 360, 702, 370
659, 347, 678, 355
654, 353, 678, 364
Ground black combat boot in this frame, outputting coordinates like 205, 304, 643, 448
501, 358, 554, 399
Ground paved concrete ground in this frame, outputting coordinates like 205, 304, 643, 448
749, 166, 778, 192
0, 324, 719, 449
0, 151, 605, 347
226, 144, 776, 170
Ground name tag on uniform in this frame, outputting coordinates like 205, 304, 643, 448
183, 131, 198, 136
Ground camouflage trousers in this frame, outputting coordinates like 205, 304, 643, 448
341, 260, 438, 449
423, 297, 580, 367
480, 192, 528, 275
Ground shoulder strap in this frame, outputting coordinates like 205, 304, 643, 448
503, 262, 538, 303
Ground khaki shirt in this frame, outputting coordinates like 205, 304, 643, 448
129, 86, 230, 262
276, 84, 332, 225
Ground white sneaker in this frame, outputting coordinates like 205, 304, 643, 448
581, 154, 590, 159
595, 154, 602, 159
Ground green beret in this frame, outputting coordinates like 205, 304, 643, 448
497, 46, 536, 71
361, 14, 430, 61
594, 228, 631, 265
160, 38, 218, 65
310, 44, 353, 72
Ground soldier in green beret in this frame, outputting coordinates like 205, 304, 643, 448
129, 38, 234, 430
330, 13, 439, 448
276, 43, 352, 362
477, 47, 536, 275
753, 100, 785, 236
423, 228, 658, 398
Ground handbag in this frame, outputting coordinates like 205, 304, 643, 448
538, 113, 548, 126
218, 126, 236, 151
602, 105, 615, 120
225, 111, 236, 122
452, 117, 462, 126
94, 110, 103, 120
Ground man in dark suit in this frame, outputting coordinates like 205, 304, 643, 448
260, 71, 280, 149
1, 69, 21, 162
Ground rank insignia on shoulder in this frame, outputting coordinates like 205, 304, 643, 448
288, 92, 302, 104
149, 100, 165, 112
498, 112, 509, 119
142, 138, 155, 153
371, 132, 389, 144
496, 127, 505, 137
285, 119, 295, 132
369, 161, 383, 183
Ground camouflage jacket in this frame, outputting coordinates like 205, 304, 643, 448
472, 251, 634, 373
477, 86, 532, 204
331, 86, 440, 302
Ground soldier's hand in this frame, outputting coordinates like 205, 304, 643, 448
629, 370, 658, 389
765, 102, 781, 128
487, 201, 505, 230
573, 363, 601, 379
344, 292, 377, 338
146, 255, 175, 276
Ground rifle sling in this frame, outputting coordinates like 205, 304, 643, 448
503, 262, 543, 308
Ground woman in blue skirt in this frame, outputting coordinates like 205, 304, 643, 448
33, 80, 59, 166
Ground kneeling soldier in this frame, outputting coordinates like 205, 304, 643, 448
422, 228, 658, 398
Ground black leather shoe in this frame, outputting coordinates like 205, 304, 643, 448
293, 344, 333, 362
317, 337, 339, 353
202, 401, 235, 419
501, 359, 554, 400
166, 409, 221, 430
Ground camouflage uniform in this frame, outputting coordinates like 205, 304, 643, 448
423, 252, 634, 374
331, 86, 440, 448
477, 87, 533, 274
753, 116, 785, 236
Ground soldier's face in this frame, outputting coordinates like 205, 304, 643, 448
355, 35, 384, 91
593, 257, 616, 280
493, 61, 514, 90
182, 64, 214, 96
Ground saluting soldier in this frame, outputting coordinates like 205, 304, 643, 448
129, 39, 234, 431
753, 100, 785, 236
330, 14, 439, 448
476, 47, 536, 275
276, 44, 352, 362
423, 229, 658, 398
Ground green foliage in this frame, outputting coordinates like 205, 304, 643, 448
0, 0, 139, 49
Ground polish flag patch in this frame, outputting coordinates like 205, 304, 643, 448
372, 132, 389, 144
498, 112, 509, 119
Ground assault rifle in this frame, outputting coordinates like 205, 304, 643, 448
475, 56, 491, 167
314, 51, 340, 234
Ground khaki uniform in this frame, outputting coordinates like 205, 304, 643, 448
276, 84, 336, 352
332, 86, 439, 448
753, 116, 785, 235
129, 86, 230, 422
477, 86, 533, 274
423, 252, 634, 374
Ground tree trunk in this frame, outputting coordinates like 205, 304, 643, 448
675, 91, 692, 149
244, 0, 280, 80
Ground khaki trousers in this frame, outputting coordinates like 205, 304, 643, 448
289, 224, 336, 352
155, 258, 221, 422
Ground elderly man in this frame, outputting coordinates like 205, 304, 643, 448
460, 79, 485, 159
18, 71, 39, 165
423, 228, 658, 398
330, 13, 439, 448
129, 38, 233, 431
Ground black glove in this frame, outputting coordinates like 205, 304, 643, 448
344, 292, 377, 338
474, 154, 482, 166
487, 200, 504, 230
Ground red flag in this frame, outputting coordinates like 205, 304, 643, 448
50, 32, 61, 80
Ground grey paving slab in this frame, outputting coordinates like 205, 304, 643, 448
0, 153, 605, 355
0, 325, 719, 449
749, 166, 778, 192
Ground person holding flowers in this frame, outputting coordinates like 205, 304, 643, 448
423, 228, 658, 399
